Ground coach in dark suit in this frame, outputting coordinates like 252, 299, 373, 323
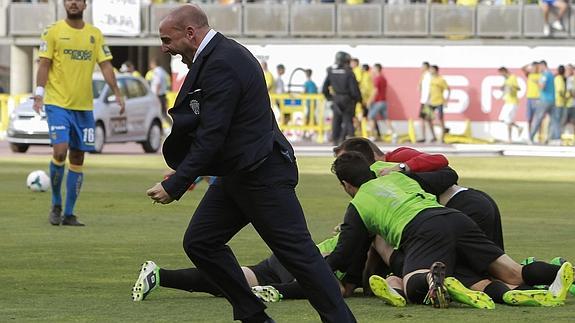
146, 5, 356, 323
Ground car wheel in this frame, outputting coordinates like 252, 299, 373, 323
92, 123, 105, 154
9, 143, 29, 153
142, 121, 162, 153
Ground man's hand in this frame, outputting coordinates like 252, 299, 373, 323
115, 92, 126, 115
379, 165, 401, 176
32, 96, 44, 114
147, 182, 174, 204
332, 223, 342, 235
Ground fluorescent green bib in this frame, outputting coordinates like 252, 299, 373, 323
351, 173, 442, 248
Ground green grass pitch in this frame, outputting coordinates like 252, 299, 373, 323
0, 153, 573, 322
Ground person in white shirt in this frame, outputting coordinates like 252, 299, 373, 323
418, 62, 432, 142
148, 58, 170, 122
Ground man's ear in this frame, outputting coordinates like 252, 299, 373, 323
342, 180, 358, 197
342, 180, 354, 192
185, 26, 195, 40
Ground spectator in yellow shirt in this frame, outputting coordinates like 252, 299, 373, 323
521, 62, 541, 137
427, 65, 450, 143
564, 64, 575, 136
497, 67, 522, 143
549, 65, 567, 142
260, 60, 274, 94
359, 64, 374, 117
350, 58, 367, 134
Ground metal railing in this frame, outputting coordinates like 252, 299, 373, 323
3, 3, 575, 39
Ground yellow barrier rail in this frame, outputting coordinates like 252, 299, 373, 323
0, 94, 31, 137
269, 93, 330, 143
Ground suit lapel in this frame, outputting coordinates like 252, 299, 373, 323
173, 32, 225, 108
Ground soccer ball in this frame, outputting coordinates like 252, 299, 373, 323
26, 170, 51, 192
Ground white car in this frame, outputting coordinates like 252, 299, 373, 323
7, 74, 164, 153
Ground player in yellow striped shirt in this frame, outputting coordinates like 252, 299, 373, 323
32, 0, 125, 226
498, 67, 523, 143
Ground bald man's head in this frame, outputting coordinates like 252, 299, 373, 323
158, 4, 211, 68
162, 4, 209, 31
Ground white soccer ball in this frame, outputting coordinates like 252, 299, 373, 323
26, 170, 51, 192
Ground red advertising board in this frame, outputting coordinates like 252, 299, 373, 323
384, 68, 528, 122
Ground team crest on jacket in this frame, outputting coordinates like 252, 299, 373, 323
190, 99, 200, 114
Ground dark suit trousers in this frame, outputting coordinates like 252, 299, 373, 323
183, 145, 356, 323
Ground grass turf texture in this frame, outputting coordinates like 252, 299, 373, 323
0, 154, 573, 322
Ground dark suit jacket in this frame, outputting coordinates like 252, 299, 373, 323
161, 32, 294, 200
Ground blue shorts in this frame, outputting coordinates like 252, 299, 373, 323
368, 101, 388, 120
45, 104, 95, 152
542, 0, 555, 5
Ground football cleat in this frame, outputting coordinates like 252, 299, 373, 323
444, 277, 494, 309
49, 205, 62, 225
132, 261, 160, 301
546, 261, 574, 301
549, 257, 567, 266
424, 262, 450, 308
503, 289, 563, 307
549, 257, 575, 296
369, 275, 406, 307
251, 286, 282, 303
61, 215, 84, 226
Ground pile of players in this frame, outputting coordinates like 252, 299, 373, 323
132, 137, 574, 310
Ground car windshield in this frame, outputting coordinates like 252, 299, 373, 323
93, 80, 106, 98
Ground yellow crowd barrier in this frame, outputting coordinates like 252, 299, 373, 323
0, 94, 31, 137
270, 93, 331, 143
0, 94, 9, 136
443, 119, 494, 144
270, 93, 418, 144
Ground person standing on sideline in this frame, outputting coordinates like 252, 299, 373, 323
368, 63, 395, 141
549, 65, 567, 144
275, 64, 288, 123
322, 51, 361, 146
564, 64, 575, 136
497, 67, 522, 143
120, 60, 143, 78
275, 64, 286, 94
530, 60, 555, 144
148, 58, 170, 123
260, 60, 274, 94
428, 65, 450, 143
303, 69, 318, 127
33, 0, 125, 226
304, 68, 318, 94
521, 61, 541, 138
418, 62, 432, 142
146, 5, 356, 323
